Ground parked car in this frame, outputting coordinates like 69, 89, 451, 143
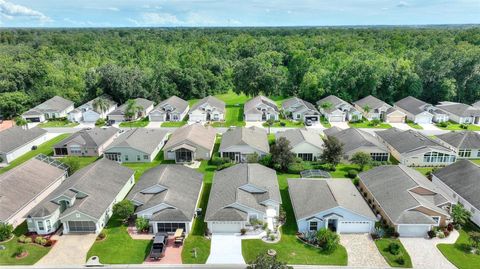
149, 233, 168, 260
305, 119, 312, 126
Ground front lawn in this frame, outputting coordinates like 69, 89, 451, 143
122, 151, 174, 181
161, 121, 188, 127
119, 118, 149, 128
375, 238, 412, 268
438, 222, 480, 269
263, 119, 304, 128
406, 120, 423, 130
0, 133, 70, 174
436, 121, 480, 131
242, 174, 348, 265
348, 120, 392, 129
38, 119, 79, 128
414, 167, 437, 176
0, 222, 52, 265
471, 159, 480, 165
320, 116, 332, 128
86, 215, 152, 264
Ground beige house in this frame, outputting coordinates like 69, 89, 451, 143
53, 127, 119, 157
163, 124, 217, 163
353, 95, 405, 123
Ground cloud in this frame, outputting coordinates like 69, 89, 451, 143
0, 0, 51, 22
396, 1, 409, 8
106, 7, 119, 12
141, 12, 181, 25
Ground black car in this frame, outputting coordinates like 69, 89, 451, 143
149, 233, 168, 260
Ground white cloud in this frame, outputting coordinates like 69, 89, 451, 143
396, 1, 409, 8
141, 12, 181, 25
0, 0, 51, 22
106, 7, 119, 12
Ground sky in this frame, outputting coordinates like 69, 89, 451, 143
0, 0, 479, 28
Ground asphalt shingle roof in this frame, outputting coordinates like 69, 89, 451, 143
244, 96, 279, 115
436, 102, 480, 117
394, 96, 430, 115
220, 127, 269, 153
275, 129, 324, 149
190, 96, 225, 113
109, 98, 154, 116
153, 96, 189, 114
164, 123, 216, 153
436, 131, 480, 150
0, 127, 47, 153
106, 128, 169, 155
23, 96, 73, 115
325, 127, 387, 154
354, 95, 390, 110
282, 97, 318, 113
54, 127, 118, 149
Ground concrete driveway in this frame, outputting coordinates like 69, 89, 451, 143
329, 121, 349, 129
390, 123, 412, 130
340, 234, 388, 267
36, 234, 97, 266
400, 230, 459, 269
206, 234, 245, 264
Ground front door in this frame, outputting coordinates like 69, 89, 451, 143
234, 153, 241, 163
328, 219, 337, 232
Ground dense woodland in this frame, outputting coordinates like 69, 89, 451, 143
0, 27, 480, 118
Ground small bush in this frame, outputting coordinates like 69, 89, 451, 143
437, 122, 449, 128
388, 242, 401, 255
95, 118, 106, 126
97, 231, 106, 240
135, 217, 150, 232
347, 169, 358, 178
316, 228, 340, 252
352, 178, 359, 186
392, 232, 400, 238
438, 232, 446, 239
396, 256, 405, 265
259, 154, 273, 167
0, 223, 13, 241
24, 237, 32, 244
14, 246, 25, 257
34, 236, 44, 245
279, 122, 286, 127
444, 230, 450, 237
460, 124, 469, 129
18, 235, 27, 243
269, 234, 276, 241
287, 162, 305, 174
447, 223, 454, 232
427, 230, 436, 239
385, 227, 396, 237
240, 228, 247, 235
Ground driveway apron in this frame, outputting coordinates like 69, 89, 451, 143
206, 234, 245, 264
36, 234, 97, 266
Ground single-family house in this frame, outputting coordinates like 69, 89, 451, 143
27, 158, 134, 234
67, 96, 117, 123
128, 165, 203, 235
0, 127, 48, 164
205, 163, 281, 233
189, 96, 225, 122
354, 95, 406, 123
282, 97, 320, 124
289, 178, 376, 233
436, 131, 480, 159
324, 127, 389, 161
394, 96, 434, 124
22, 96, 74, 123
0, 155, 68, 228
53, 127, 119, 157
359, 165, 451, 237
104, 128, 169, 163
219, 127, 269, 163
316, 95, 362, 122
107, 98, 154, 124
275, 129, 324, 161
375, 128, 456, 166
149, 96, 189, 122
163, 124, 216, 163
244, 96, 279, 122
435, 101, 480, 125
432, 160, 480, 227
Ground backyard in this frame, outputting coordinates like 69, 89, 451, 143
210, 91, 249, 127
38, 119, 79, 128
122, 151, 174, 181
436, 121, 480, 131
437, 222, 480, 269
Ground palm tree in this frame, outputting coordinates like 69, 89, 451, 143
362, 105, 371, 114
92, 97, 110, 116
14, 117, 28, 130
321, 101, 333, 111
124, 99, 143, 122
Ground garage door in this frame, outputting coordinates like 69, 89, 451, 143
27, 117, 41, 122
149, 115, 164, 122
210, 222, 242, 233
398, 225, 430, 237
387, 116, 405, 123
329, 115, 345, 122
415, 115, 432, 124
68, 221, 96, 233
339, 221, 372, 233
189, 114, 205, 122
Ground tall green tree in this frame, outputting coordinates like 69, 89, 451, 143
321, 137, 343, 170
270, 137, 295, 172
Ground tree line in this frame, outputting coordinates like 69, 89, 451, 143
0, 27, 479, 119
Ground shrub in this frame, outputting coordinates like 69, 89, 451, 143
370, 119, 381, 126
135, 217, 150, 232
437, 122, 449, 128
34, 236, 47, 245
352, 178, 359, 186
388, 242, 400, 255
14, 246, 25, 257
396, 256, 405, 265
217, 162, 234, 171
18, 235, 27, 243
287, 162, 305, 174
240, 228, 247, 235
269, 234, 276, 241
460, 124, 469, 129
347, 169, 358, 179
392, 232, 400, 238
279, 122, 286, 127
438, 232, 446, 239
316, 228, 340, 252
95, 118, 106, 126
0, 222, 13, 241
303, 230, 318, 245
447, 223, 454, 232
444, 230, 450, 237
259, 154, 273, 167
24, 237, 32, 244
113, 200, 135, 222
385, 227, 396, 237
427, 230, 436, 239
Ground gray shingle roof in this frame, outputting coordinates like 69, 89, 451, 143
354, 95, 390, 110
220, 127, 269, 153
54, 127, 118, 149
275, 129, 324, 149
106, 128, 168, 155
23, 96, 73, 115
434, 160, 480, 210
436, 102, 480, 117
326, 127, 387, 154
394, 96, 431, 115
436, 131, 480, 150
79, 95, 117, 113
317, 95, 348, 107
109, 98, 154, 116
128, 164, 203, 222
29, 158, 134, 220
164, 123, 216, 153
244, 96, 279, 115
359, 165, 449, 225
473, 101, 480, 108
153, 96, 189, 114
0, 127, 47, 154
288, 178, 375, 221
190, 96, 225, 113
282, 97, 319, 113
0, 158, 67, 222
205, 163, 281, 221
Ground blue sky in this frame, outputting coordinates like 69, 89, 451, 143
0, 0, 479, 27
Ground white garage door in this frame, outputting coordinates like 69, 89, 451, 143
211, 222, 242, 234
398, 225, 430, 237
149, 115, 164, 122
329, 115, 345, 122
339, 221, 372, 233
245, 114, 262, 122
387, 116, 405, 123
189, 114, 205, 122
415, 115, 432, 124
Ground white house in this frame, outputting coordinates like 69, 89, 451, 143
22, 96, 74, 123
289, 178, 376, 234
354, 95, 405, 123
316, 95, 362, 122
149, 96, 189, 122
189, 96, 225, 123
282, 97, 320, 124
394, 96, 434, 124
276, 129, 324, 161
244, 96, 279, 122
219, 127, 269, 163
0, 127, 48, 165
67, 96, 117, 123
435, 101, 480, 125
163, 124, 216, 163
436, 131, 480, 159
107, 98, 154, 124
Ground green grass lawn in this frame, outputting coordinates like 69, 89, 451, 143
436, 121, 480, 131
414, 167, 436, 176
119, 117, 149, 128
320, 116, 332, 128
348, 120, 392, 129
210, 91, 249, 127
375, 238, 412, 268
263, 119, 304, 128
471, 159, 480, 165
161, 121, 188, 127
0, 222, 52, 265
406, 121, 423, 130
38, 119, 79, 128
58, 156, 99, 172
438, 222, 480, 269
86, 215, 152, 264
242, 173, 348, 265
0, 134, 70, 174
122, 151, 174, 182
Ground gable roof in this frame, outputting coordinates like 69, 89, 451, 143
433, 160, 480, 210
394, 96, 431, 115
220, 127, 269, 153
282, 97, 318, 113
205, 163, 281, 222
325, 127, 387, 154
244, 96, 279, 115
359, 165, 450, 225
0, 157, 67, 222
127, 165, 203, 221
29, 158, 134, 220
23, 96, 73, 115
0, 127, 47, 154
436, 102, 480, 117
288, 178, 375, 221
54, 127, 118, 149
78, 95, 117, 113
153, 96, 189, 114
473, 101, 480, 108
275, 129, 324, 149
190, 96, 225, 113
164, 123, 216, 152
354, 95, 390, 110
106, 128, 168, 155
436, 131, 480, 150
109, 98, 154, 116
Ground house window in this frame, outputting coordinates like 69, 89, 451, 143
431, 216, 440, 226
137, 155, 141, 161
370, 152, 389, 162
125, 155, 129, 161
46, 220, 52, 231
70, 146, 81, 154
144, 155, 149, 160
309, 221, 318, 231
298, 153, 313, 162
459, 149, 472, 158
423, 152, 456, 163
37, 221, 45, 231
296, 114, 301, 119
478, 151, 480, 158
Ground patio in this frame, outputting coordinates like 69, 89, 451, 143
143, 236, 183, 264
